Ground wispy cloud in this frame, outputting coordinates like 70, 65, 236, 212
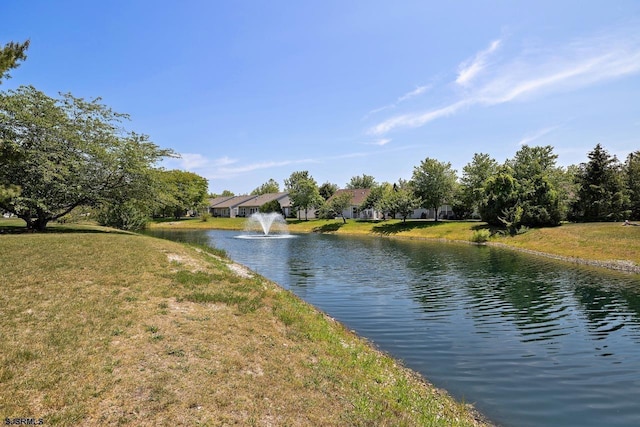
173, 153, 210, 169
369, 25, 640, 136
364, 84, 430, 119
397, 85, 430, 102
219, 159, 317, 175
456, 39, 501, 86
517, 126, 560, 146
362, 138, 392, 146
213, 156, 237, 166
369, 100, 471, 135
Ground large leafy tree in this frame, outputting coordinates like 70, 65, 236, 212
507, 145, 558, 179
570, 144, 627, 222
479, 166, 520, 226
251, 178, 280, 195
478, 145, 563, 227
507, 145, 562, 226
284, 170, 322, 220
387, 185, 420, 222
411, 158, 457, 221
0, 41, 30, 205
155, 169, 208, 219
1, 40, 29, 83
329, 191, 353, 223
0, 85, 172, 231
459, 153, 498, 215
360, 183, 388, 216
346, 174, 376, 189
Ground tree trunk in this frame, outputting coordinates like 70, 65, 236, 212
35, 216, 49, 231
22, 215, 49, 232
434, 206, 439, 221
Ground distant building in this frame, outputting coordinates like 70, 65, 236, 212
209, 193, 291, 218
328, 188, 382, 220
209, 191, 454, 220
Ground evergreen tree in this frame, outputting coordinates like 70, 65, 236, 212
0, 40, 29, 83
570, 144, 628, 221
625, 151, 640, 220
318, 181, 338, 200
507, 145, 562, 226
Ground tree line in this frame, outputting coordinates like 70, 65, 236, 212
0, 40, 209, 231
245, 142, 639, 229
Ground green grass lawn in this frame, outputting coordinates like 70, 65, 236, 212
0, 224, 489, 426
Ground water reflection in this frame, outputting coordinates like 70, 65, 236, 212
146, 229, 640, 427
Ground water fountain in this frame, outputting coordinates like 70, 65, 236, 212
238, 212, 294, 239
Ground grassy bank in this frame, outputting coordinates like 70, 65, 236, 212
0, 224, 489, 426
150, 217, 640, 270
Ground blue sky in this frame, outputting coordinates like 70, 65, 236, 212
2, 1, 640, 194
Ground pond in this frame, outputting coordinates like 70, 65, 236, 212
146, 228, 640, 427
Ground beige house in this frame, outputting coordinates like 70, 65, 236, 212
328, 188, 455, 220
209, 193, 291, 218
209, 195, 254, 218
328, 188, 382, 220
235, 192, 289, 217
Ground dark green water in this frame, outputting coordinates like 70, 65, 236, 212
147, 229, 640, 427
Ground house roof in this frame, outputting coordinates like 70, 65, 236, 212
237, 192, 288, 208
209, 196, 235, 207
210, 195, 255, 209
329, 188, 371, 206
209, 193, 292, 209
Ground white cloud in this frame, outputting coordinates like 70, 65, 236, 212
397, 85, 430, 102
164, 153, 238, 171
369, 25, 640, 136
364, 84, 430, 119
219, 158, 317, 174
213, 156, 237, 166
177, 153, 209, 169
456, 39, 501, 86
369, 100, 471, 135
517, 126, 560, 146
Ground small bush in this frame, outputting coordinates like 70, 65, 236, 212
471, 229, 491, 243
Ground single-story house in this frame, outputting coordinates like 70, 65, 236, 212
328, 188, 383, 220
209, 195, 254, 218
328, 188, 455, 220
401, 206, 455, 220
209, 193, 295, 218
235, 192, 289, 217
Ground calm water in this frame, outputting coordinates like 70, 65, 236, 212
147, 229, 640, 427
